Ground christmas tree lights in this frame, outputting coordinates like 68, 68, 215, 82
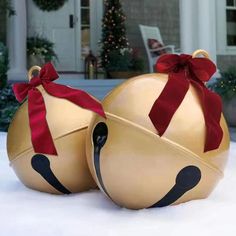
101, 0, 129, 70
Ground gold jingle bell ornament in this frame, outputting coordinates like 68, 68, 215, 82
7, 63, 105, 194
86, 50, 230, 209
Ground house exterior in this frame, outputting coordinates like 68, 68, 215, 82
4, 0, 236, 81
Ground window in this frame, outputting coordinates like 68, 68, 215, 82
216, 0, 236, 54
226, 0, 236, 46
81, 0, 90, 58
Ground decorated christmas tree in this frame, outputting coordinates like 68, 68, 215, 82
100, 0, 129, 70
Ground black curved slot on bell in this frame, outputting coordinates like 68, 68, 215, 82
92, 122, 110, 197
150, 165, 201, 208
31, 154, 71, 194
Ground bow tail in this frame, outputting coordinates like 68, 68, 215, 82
28, 89, 58, 155
44, 82, 106, 118
190, 81, 223, 152
149, 73, 190, 136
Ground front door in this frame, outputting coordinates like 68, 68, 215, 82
27, 0, 103, 72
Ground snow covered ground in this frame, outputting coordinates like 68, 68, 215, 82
0, 132, 236, 236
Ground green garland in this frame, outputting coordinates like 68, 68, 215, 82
33, 0, 68, 11
0, 0, 15, 16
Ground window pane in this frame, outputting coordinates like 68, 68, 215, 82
227, 9, 236, 21
227, 10, 236, 45
81, 26, 90, 57
227, 0, 234, 6
80, 0, 90, 58
81, 9, 90, 25
81, 0, 89, 7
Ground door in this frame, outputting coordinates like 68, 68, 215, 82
28, 0, 78, 71
27, 0, 103, 72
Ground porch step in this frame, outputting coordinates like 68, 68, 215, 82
229, 127, 236, 142
57, 78, 125, 100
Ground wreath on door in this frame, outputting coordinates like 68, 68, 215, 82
33, 0, 68, 11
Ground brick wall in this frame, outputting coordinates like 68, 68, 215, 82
121, 0, 180, 71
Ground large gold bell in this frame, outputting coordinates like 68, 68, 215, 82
86, 51, 230, 209
7, 66, 97, 194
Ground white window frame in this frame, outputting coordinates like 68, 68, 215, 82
216, 0, 236, 55
90, 0, 103, 55
75, 0, 103, 70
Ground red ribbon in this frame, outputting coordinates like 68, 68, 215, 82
13, 63, 106, 156
149, 54, 223, 152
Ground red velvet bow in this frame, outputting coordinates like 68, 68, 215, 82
149, 54, 223, 152
13, 63, 106, 156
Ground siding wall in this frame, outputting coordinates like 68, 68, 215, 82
121, 0, 180, 71
121, 0, 236, 73
217, 55, 236, 72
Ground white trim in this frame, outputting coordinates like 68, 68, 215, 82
75, 0, 82, 71
226, 6, 236, 9
90, 0, 103, 56
7, 0, 27, 80
198, 0, 217, 63
76, 0, 103, 70
216, 0, 236, 55
179, 0, 198, 54
179, 0, 217, 62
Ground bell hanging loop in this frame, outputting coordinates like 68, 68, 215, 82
28, 65, 41, 81
192, 49, 210, 59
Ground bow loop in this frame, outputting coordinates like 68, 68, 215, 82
156, 54, 180, 72
13, 62, 59, 102
150, 53, 223, 152
39, 62, 59, 82
156, 54, 216, 83
189, 58, 216, 82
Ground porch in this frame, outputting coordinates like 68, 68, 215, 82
52, 75, 124, 100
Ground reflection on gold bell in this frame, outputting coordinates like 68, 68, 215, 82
7, 66, 97, 194
86, 50, 230, 209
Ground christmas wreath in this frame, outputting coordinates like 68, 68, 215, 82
33, 0, 68, 11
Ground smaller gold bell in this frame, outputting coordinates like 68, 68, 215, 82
7, 65, 97, 194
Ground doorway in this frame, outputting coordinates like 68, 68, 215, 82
27, 0, 103, 72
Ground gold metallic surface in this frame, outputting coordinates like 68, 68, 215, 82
12, 129, 96, 193
7, 79, 97, 194
86, 73, 230, 209
192, 49, 210, 59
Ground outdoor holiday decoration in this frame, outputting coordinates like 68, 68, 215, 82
27, 36, 58, 68
86, 50, 230, 209
0, 0, 15, 17
32, 0, 67, 12
101, 0, 129, 70
209, 67, 236, 127
7, 63, 105, 194
85, 50, 98, 79
105, 48, 144, 78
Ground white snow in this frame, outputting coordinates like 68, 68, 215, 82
0, 131, 236, 236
